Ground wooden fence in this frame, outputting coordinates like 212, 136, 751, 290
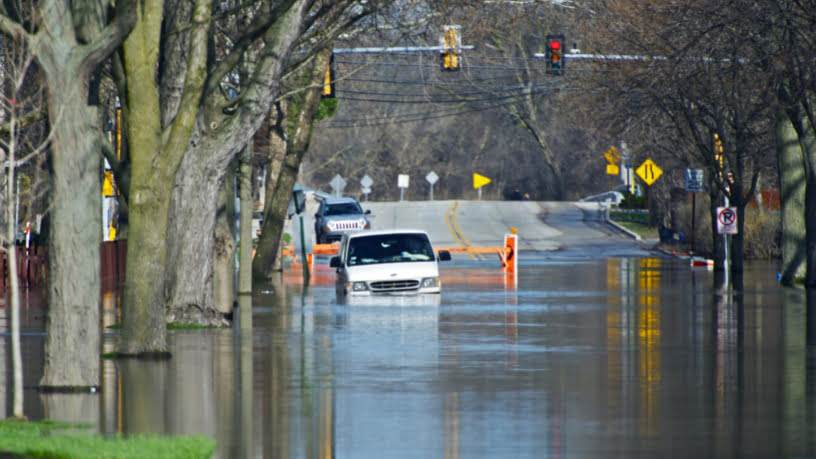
1, 240, 127, 292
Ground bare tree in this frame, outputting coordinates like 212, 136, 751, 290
253, 49, 332, 279
762, 0, 816, 286
0, 0, 135, 389
579, 0, 776, 270
0, 30, 50, 419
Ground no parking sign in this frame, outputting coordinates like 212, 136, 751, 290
716, 207, 738, 234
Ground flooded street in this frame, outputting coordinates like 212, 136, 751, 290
5, 252, 816, 458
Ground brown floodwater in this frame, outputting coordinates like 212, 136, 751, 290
3, 253, 816, 459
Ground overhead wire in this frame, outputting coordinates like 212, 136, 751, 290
324, 51, 595, 127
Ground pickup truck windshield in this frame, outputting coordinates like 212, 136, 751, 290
347, 234, 434, 266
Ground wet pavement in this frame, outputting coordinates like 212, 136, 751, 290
4, 252, 816, 459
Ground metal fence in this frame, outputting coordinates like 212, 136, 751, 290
1, 240, 127, 292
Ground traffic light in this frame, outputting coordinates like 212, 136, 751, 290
441, 26, 460, 71
546, 34, 565, 75
321, 54, 335, 98
714, 133, 724, 180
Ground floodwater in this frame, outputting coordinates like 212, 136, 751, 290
4, 253, 816, 459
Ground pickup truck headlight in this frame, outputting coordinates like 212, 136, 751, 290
350, 281, 368, 292
420, 277, 440, 288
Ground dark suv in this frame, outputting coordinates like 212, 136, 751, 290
314, 197, 371, 244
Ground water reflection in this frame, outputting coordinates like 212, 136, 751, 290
5, 257, 816, 458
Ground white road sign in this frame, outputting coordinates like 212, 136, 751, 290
716, 207, 738, 234
398, 174, 410, 188
685, 169, 704, 192
330, 174, 346, 196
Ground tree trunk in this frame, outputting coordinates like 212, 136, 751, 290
164, 0, 309, 321
39, 73, 103, 387
776, 107, 806, 285
164, 152, 225, 325
8, 240, 23, 417
253, 50, 331, 280
117, 0, 210, 352
4, 150, 24, 417
732, 202, 745, 273
16, 0, 136, 382
238, 144, 254, 295
794, 104, 816, 288
120, 189, 172, 353
710, 188, 725, 270
214, 165, 236, 316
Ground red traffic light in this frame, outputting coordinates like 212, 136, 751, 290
546, 34, 565, 74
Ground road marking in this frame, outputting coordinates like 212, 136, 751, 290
444, 200, 483, 260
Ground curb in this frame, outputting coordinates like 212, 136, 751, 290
606, 219, 641, 241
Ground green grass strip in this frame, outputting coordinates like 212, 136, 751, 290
0, 419, 216, 459
612, 219, 660, 239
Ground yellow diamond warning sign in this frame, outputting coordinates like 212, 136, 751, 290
636, 159, 663, 186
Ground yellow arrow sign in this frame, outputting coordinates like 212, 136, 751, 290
636, 158, 663, 186
473, 173, 492, 189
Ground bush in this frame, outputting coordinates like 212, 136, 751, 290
664, 195, 780, 259
619, 192, 647, 209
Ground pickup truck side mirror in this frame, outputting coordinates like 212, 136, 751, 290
329, 256, 341, 268
437, 250, 451, 261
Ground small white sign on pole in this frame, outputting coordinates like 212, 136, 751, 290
685, 169, 704, 192
426, 171, 438, 200
330, 174, 346, 197
360, 175, 373, 201
398, 174, 409, 201
716, 207, 738, 234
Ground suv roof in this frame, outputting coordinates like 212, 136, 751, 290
321, 196, 360, 205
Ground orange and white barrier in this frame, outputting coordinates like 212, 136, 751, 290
503, 230, 517, 274
285, 233, 520, 274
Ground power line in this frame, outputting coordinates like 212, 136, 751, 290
324, 99, 519, 128
338, 83, 556, 100
323, 87, 601, 128
335, 58, 553, 73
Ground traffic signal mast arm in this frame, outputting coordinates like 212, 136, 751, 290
333, 45, 475, 54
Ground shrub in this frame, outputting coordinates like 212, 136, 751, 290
619, 192, 647, 209
664, 195, 780, 259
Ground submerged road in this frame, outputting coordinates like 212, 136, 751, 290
359, 200, 654, 258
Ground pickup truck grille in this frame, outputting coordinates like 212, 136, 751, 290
370, 280, 420, 292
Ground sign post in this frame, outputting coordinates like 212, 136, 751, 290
685, 169, 704, 252
717, 206, 737, 280
426, 171, 439, 200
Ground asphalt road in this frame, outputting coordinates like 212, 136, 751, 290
356, 200, 654, 258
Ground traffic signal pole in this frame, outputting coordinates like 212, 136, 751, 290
334, 26, 474, 72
